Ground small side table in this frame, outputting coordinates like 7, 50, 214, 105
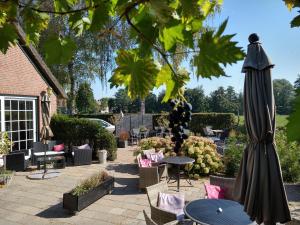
160, 156, 195, 192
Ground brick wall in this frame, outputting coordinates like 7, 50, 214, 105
0, 44, 58, 132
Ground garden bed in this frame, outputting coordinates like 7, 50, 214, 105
63, 172, 114, 213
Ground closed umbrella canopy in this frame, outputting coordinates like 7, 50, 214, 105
234, 34, 291, 224
41, 91, 53, 144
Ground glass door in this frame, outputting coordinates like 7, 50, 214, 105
1, 96, 37, 151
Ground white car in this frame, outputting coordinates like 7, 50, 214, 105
86, 118, 115, 133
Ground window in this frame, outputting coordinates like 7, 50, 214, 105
0, 96, 37, 151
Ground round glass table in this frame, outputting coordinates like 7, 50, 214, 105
160, 156, 195, 192
184, 199, 253, 225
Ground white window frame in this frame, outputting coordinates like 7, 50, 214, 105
0, 96, 37, 150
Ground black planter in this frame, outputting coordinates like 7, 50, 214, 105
118, 140, 128, 148
63, 176, 114, 213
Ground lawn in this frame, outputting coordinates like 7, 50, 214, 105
236, 115, 288, 128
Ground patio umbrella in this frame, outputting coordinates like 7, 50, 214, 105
41, 90, 53, 174
234, 34, 291, 224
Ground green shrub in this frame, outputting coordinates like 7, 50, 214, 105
180, 136, 223, 176
276, 128, 300, 183
139, 137, 173, 150
223, 137, 244, 177
50, 114, 117, 161
0, 132, 13, 155
71, 170, 109, 196
153, 113, 235, 135
95, 131, 117, 161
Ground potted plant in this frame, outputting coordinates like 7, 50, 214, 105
0, 132, 13, 168
118, 130, 129, 148
63, 170, 114, 213
0, 168, 13, 188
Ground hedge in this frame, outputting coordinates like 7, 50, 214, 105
153, 113, 235, 135
50, 114, 117, 160
73, 114, 118, 125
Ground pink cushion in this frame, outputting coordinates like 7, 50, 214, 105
139, 159, 152, 167
204, 183, 225, 199
53, 144, 64, 152
158, 192, 185, 221
77, 144, 90, 150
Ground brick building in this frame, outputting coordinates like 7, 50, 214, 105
0, 24, 67, 152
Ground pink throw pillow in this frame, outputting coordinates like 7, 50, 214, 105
53, 144, 64, 152
158, 192, 185, 221
204, 183, 225, 199
139, 159, 152, 168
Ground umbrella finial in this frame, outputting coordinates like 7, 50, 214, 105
248, 33, 259, 44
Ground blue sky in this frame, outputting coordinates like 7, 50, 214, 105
91, 0, 300, 99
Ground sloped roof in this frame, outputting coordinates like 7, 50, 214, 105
14, 23, 67, 99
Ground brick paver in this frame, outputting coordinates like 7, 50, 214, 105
0, 146, 299, 225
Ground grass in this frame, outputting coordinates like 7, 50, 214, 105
236, 115, 288, 128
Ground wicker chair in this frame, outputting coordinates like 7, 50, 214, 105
137, 154, 168, 189
143, 210, 178, 225
209, 175, 236, 200
5, 151, 29, 171
146, 181, 177, 225
72, 145, 92, 166
142, 149, 168, 179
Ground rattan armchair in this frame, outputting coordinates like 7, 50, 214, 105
209, 175, 235, 200
146, 181, 177, 225
143, 210, 178, 225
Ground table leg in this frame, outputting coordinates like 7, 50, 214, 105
177, 164, 180, 192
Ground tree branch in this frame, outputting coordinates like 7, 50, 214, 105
18, 2, 98, 15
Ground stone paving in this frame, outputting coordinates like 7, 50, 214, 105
0, 146, 299, 225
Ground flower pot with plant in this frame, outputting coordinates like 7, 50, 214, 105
63, 170, 114, 213
118, 130, 129, 148
0, 132, 13, 168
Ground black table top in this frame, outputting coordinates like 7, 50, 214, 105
161, 156, 195, 165
184, 199, 253, 225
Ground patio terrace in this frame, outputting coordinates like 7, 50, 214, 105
0, 147, 299, 225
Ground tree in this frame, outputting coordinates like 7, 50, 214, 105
75, 82, 96, 113
294, 74, 300, 89
0, 0, 245, 104
98, 98, 109, 112
145, 93, 158, 113
283, 0, 300, 142
184, 86, 208, 112
157, 91, 172, 113
273, 79, 295, 114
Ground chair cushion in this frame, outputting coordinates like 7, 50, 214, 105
139, 159, 152, 168
158, 192, 185, 221
148, 152, 164, 162
53, 143, 65, 152
204, 183, 225, 199
77, 144, 90, 150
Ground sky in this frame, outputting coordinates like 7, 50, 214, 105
91, 0, 300, 99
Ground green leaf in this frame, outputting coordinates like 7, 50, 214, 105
21, 9, 49, 44
43, 36, 76, 64
89, 3, 110, 32
193, 19, 245, 78
109, 50, 159, 99
54, 0, 75, 12
69, 12, 91, 36
0, 24, 18, 53
156, 66, 189, 102
291, 14, 300, 27
159, 20, 185, 51
146, 0, 173, 24
287, 90, 300, 142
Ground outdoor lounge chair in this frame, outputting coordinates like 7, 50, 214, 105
71, 144, 92, 166
137, 154, 168, 189
5, 151, 30, 171
145, 182, 192, 225
130, 128, 141, 145
209, 175, 235, 200
143, 210, 178, 225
